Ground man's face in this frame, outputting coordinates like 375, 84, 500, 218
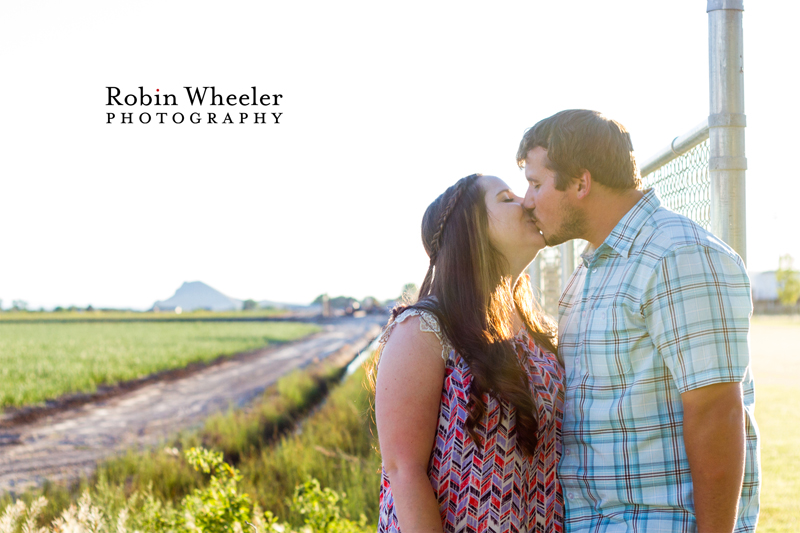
522, 146, 585, 246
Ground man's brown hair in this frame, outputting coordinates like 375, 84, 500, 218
516, 109, 641, 191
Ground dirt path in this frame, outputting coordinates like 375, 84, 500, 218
0, 315, 384, 495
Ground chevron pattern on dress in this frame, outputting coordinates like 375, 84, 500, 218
378, 310, 565, 533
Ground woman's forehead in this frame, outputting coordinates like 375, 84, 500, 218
479, 175, 511, 193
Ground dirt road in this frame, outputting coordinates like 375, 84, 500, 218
0, 315, 384, 494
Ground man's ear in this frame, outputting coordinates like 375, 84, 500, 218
574, 169, 592, 200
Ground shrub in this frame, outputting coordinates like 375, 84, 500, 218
0, 447, 369, 533
181, 447, 253, 532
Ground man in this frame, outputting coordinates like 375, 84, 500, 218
517, 109, 760, 532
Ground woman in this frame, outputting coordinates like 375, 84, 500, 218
373, 173, 565, 532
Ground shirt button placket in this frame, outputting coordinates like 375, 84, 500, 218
574, 262, 592, 373
581, 265, 592, 363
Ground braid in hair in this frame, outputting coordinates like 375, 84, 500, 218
413, 174, 481, 302
428, 173, 480, 265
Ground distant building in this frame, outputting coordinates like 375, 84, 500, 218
751, 271, 778, 301
750, 271, 799, 314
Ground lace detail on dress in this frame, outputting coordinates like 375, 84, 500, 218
377, 308, 453, 361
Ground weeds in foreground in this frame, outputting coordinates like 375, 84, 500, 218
238, 366, 381, 524
0, 447, 369, 533
0, 364, 349, 526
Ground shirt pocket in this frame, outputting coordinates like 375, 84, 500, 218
581, 304, 633, 378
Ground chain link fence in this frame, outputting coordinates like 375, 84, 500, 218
641, 139, 711, 230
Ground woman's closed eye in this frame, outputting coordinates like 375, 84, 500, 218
501, 192, 518, 203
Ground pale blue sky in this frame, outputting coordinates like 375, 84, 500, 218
1, 1, 796, 309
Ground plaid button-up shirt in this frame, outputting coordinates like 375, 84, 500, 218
557, 189, 760, 532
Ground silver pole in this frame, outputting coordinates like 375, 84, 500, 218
529, 255, 542, 299
708, 0, 747, 264
560, 241, 574, 290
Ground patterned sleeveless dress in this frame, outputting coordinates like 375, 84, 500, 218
377, 308, 565, 533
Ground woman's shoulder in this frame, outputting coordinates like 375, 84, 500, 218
378, 305, 453, 362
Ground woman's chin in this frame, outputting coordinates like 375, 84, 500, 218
520, 243, 545, 267
531, 231, 546, 250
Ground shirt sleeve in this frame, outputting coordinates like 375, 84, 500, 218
642, 244, 752, 393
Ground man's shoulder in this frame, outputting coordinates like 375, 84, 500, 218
635, 206, 746, 272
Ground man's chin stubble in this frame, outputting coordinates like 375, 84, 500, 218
544, 234, 567, 247
545, 208, 587, 247
543, 222, 585, 247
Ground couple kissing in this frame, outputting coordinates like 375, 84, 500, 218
373, 109, 759, 533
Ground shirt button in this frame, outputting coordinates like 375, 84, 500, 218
592, 267, 598, 273
565, 449, 570, 455
568, 493, 575, 500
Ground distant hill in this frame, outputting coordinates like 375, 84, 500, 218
152, 281, 243, 312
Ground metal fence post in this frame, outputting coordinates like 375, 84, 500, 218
529, 255, 542, 298
708, 0, 747, 264
560, 241, 574, 291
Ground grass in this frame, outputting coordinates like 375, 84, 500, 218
0, 321, 320, 409
751, 314, 800, 327
0, 359, 359, 527
749, 318, 800, 533
0, 308, 288, 322
756, 384, 800, 533
238, 365, 381, 525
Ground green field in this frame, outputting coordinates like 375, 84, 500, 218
750, 317, 800, 533
0, 321, 320, 410
0, 309, 287, 322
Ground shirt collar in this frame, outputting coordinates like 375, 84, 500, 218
601, 188, 660, 259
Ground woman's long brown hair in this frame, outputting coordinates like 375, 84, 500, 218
383, 173, 558, 457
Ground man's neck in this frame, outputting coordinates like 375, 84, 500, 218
584, 188, 644, 250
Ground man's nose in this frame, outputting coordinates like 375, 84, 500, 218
523, 191, 535, 210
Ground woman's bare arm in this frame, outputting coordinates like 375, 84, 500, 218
375, 317, 446, 533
